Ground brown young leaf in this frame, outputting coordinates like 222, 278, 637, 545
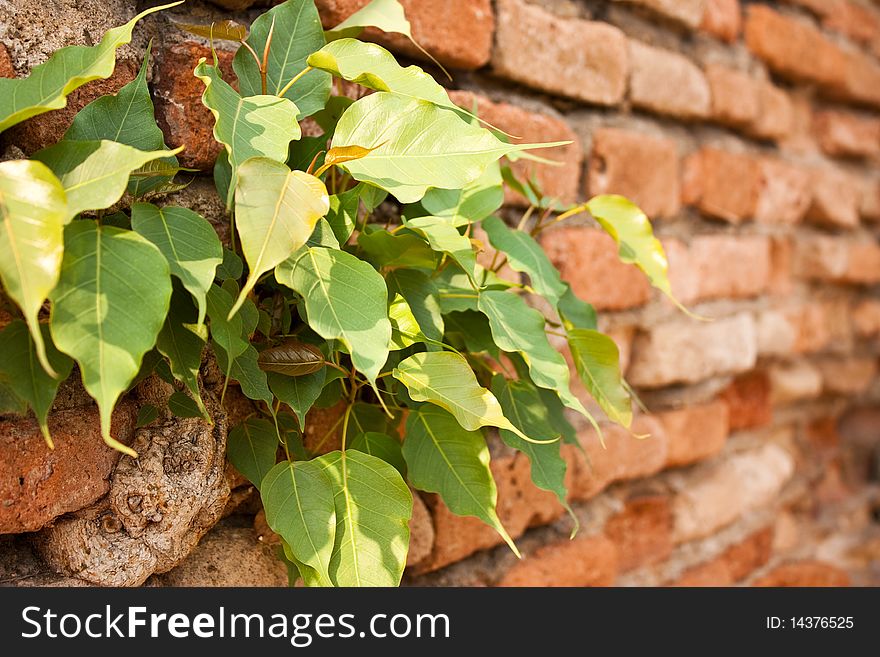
174, 19, 248, 42
258, 340, 325, 376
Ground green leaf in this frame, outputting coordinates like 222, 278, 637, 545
405, 216, 477, 282
403, 405, 518, 555
478, 289, 587, 419
168, 391, 203, 418
0, 321, 73, 447
433, 267, 480, 314
443, 310, 498, 357
325, 185, 361, 245
345, 402, 394, 442
34, 140, 179, 221
261, 459, 336, 587
491, 375, 576, 534
567, 328, 631, 428
357, 227, 437, 270
324, 0, 413, 41
537, 385, 578, 447
231, 158, 329, 318
156, 289, 208, 419
0, 160, 67, 377
307, 218, 341, 249
194, 59, 301, 205
585, 195, 687, 313
349, 431, 406, 477
315, 449, 412, 587
135, 404, 159, 428
421, 161, 503, 227
276, 247, 390, 385
393, 351, 545, 444
64, 49, 179, 197
388, 293, 422, 350
481, 215, 566, 306
269, 369, 326, 430
216, 343, 273, 406
332, 92, 568, 203
206, 284, 248, 361
228, 417, 279, 489
232, 0, 331, 118
557, 284, 597, 330
216, 248, 243, 281
0, 3, 180, 132
131, 203, 222, 326
49, 222, 172, 456
385, 269, 443, 342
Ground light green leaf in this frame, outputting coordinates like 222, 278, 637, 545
481, 215, 566, 306
421, 161, 503, 227
269, 369, 326, 430
325, 0, 412, 40
228, 417, 279, 489
0, 3, 180, 132
194, 59, 301, 205
49, 222, 172, 456
393, 351, 545, 444
0, 321, 73, 447
385, 269, 444, 342
433, 267, 480, 314
262, 459, 336, 587
131, 203, 222, 326
276, 247, 390, 385
567, 328, 631, 428
403, 405, 518, 555
357, 226, 437, 270
232, 0, 331, 117
315, 449, 412, 587
34, 140, 179, 221
307, 218, 341, 249
231, 158, 329, 319
325, 185, 362, 245
491, 375, 576, 535
349, 431, 406, 477
156, 289, 208, 419
389, 293, 422, 350
586, 195, 688, 313
331, 92, 568, 203
405, 216, 477, 282
64, 50, 179, 197
0, 160, 67, 377
478, 289, 587, 419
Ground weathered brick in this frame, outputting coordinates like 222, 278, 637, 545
821, 0, 880, 46
658, 401, 730, 468
756, 304, 833, 356
794, 234, 880, 285
628, 40, 710, 119
748, 81, 794, 141
770, 236, 794, 296
813, 110, 880, 159
449, 91, 582, 206
604, 495, 673, 572
769, 360, 824, 404
718, 371, 773, 431
628, 313, 758, 388
0, 42, 14, 78
497, 534, 618, 586
669, 526, 774, 586
612, 0, 705, 28
0, 401, 137, 533
587, 128, 681, 219
853, 299, 880, 337
673, 444, 795, 543
701, 0, 741, 43
707, 65, 759, 127
154, 43, 237, 171
493, 0, 628, 106
688, 235, 772, 301
754, 158, 812, 224
752, 560, 850, 586
540, 227, 652, 311
861, 178, 880, 221
841, 49, 880, 108
816, 357, 878, 395
316, 0, 494, 69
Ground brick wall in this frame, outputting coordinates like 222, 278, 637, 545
1, 0, 879, 587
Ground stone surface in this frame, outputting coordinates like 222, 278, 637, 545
628, 40, 710, 119
496, 534, 617, 587
493, 0, 628, 106
0, 401, 138, 534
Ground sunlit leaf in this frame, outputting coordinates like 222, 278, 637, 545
385, 269, 444, 342
421, 161, 503, 227
567, 328, 631, 428
405, 216, 477, 282
388, 293, 422, 349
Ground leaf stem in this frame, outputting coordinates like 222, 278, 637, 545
277, 65, 313, 98
240, 40, 262, 72
260, 15, 276, 96
324, 361, 350, 376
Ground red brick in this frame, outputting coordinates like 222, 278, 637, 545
628, 40, 710, 119
689, 235, 773, 301
540, 226, 652, 311
770, 236, 794, 296
493, 0, 628, 106
718, 371, 773, 431
670, 526, 774, 586
316, 0, 494, 70
841, 50, 880, 108
0, 43, 14, 78
0, 401, 137, 533
754, 158, 812, 224
605, 495, 673, 572
752, 560, 850, 586
822, 1, 880, 46
853, 299, 880, 337
794, 235, 880, 284
813, 110, 880, 159
154, 43, 237, 171
748, 81, 794, 141
816, 357, 879, 395
756, 303, 834, 356
497, 534, 618, 587
707, 65, 760, 127
5, 60, 138, 154
658, 401, 730, 468
701, 0, 742, 43
448, 91, 583, 206
861, 178, 880, 221
683, 148, 759, 223
611, 0, 705, 28
628, 313, 757, 388
587, 128, 681, 219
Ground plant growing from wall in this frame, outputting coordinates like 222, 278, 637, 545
0, 0, 688, 586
